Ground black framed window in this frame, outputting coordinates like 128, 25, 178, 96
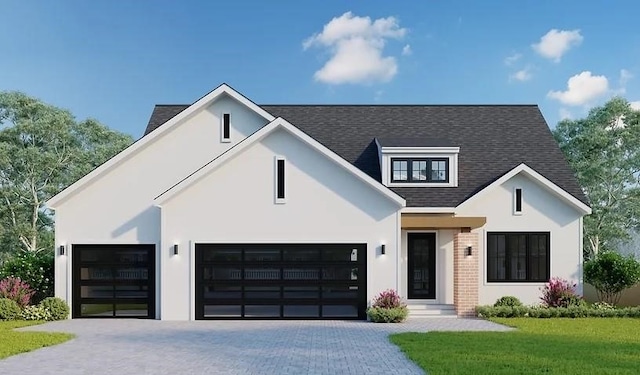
487, 232, 550, 282
514, 188, 523, 214
276, 158, 285, 200
391, 158, 449, 183
222, 113, 230, 140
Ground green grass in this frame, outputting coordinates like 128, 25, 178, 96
390, 318, 640, 375
0, 321, 73, 359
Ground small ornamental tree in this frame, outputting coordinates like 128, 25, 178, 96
584, 252, 640, 305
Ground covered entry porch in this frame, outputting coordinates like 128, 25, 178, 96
400, 213, 486, 317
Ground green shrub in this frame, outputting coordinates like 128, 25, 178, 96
367, 306, 409, 323
21, 305, 53, 321
39, 297, 69, 320
476, 305, 640, 319
0, 250, 54, 303
494, 296, 523, 307
0, 298, 21, 320
585, 252, 640, 305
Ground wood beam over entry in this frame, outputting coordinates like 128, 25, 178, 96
401, 214, 486, 230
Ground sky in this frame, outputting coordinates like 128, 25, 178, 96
1, 1, 639, 137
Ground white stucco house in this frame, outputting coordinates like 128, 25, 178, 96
47, 84, 591, 320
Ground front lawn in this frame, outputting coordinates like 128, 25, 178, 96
390, 318, 640, 375
0, 321, 73, 359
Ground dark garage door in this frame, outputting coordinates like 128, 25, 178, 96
72, 244, 156, 318
195, 244, 367, 319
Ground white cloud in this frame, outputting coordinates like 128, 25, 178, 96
402, 44, 412, 56
509, 67, 532, 82
620, 69, 633, 87
631, 101, 640, 111
504, 53, 522, 66
303, 12, 407, 84
547, 71, 609, 106
532, 29, 583, 62
559, 108, 572, 120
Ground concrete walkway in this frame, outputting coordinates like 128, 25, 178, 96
0, 318, 511, 375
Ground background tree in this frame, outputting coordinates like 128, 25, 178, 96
553, 98, 640, 259
0, 91, 133, 254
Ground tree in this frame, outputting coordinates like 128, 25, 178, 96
584, 251, 640, 305
553, 98, 640, 259
0, 91, 133, 253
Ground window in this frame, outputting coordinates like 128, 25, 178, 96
222, 113, 231, 142
391, 158, 448, 183
487, 232, 549, 282
514, 188, 523, 215
275, 157, 285, 203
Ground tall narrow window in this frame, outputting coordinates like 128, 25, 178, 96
222, 113, 231, 142
514, 188, 523, 215
276, 157, 285, 203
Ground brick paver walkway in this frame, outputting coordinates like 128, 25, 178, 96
0, 318, 511, 375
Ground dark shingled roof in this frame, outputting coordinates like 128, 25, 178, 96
144, 104, 587, 207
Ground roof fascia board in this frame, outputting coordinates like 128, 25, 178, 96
456, 163, 591, 215
381, 146, 460, 154
155, 117, 406, 207
46, 83, 275, 208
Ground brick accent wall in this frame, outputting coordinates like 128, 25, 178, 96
453, 231, 479, 317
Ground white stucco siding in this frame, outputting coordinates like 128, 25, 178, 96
53, 96, 268, 305
160, 128, 400, 320
457, 173, 584, 306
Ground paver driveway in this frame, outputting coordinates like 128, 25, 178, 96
0, 318, 510, 375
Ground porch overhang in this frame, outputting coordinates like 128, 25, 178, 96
401, 213, 486, 230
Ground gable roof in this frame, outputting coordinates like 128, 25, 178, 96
147, 104, 588, 208
155, 117, 406, 206
47, 84, 274, 208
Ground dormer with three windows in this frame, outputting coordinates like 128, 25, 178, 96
375, 137, 459, 187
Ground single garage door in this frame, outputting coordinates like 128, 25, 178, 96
195, 243, 367, 319
72, 244, 156, 318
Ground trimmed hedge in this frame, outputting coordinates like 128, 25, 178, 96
0, 298, 21, 320
367, 306, 409, 323
476, 305, 640, 318
39, 297, 69, 321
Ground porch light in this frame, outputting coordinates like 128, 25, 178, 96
173, 244, 179, 256
59, 245, 66, 256
381, 244, 386, 255
465, 246, 473, 257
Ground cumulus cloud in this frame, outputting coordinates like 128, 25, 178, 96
402, 44, 412, 56
532, 29, 583, 62
504, 53, 522, 66
631, 101, 640, 111
547, 71, 609, 106
509, 67, 532, 82
303, 12, 407, 84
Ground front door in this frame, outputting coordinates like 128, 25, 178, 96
408, 233, 436, 299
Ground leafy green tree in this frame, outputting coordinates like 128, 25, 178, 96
584, 252, 640, 305
553, 98, 640, 258
0, 91, 132, 253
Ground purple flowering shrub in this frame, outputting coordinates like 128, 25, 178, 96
540, 277, 583, 308
371, 289, 406, 309
0, 277, 35, 308
368, 289, 408, 323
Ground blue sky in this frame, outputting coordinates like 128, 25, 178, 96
1, 1, 639, 137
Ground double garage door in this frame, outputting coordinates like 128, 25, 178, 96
195, 243, 367, 319
72, 243, 367, 319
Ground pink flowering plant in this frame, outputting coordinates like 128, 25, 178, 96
367, 289, 408, 323
540, 277, 583, 308
0, 277, 35, 308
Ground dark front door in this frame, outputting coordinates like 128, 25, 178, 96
408, 233, 436, 299
195, 243, 367, 319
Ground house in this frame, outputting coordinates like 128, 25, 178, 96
47, 84, 591, 320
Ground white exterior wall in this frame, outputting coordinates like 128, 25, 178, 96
160, 129, 400, 320
456, 173, 584, 305
53, 96, 269, 317
399, 229, 455, 304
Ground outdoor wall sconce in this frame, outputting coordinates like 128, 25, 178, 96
173, 244, 179, 256
466, 246, 473, 257
381, 244, 386, 255
59, 245, 66, 256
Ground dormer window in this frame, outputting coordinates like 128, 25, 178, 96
391, 158, 449, 183
376, 137, 459, 187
